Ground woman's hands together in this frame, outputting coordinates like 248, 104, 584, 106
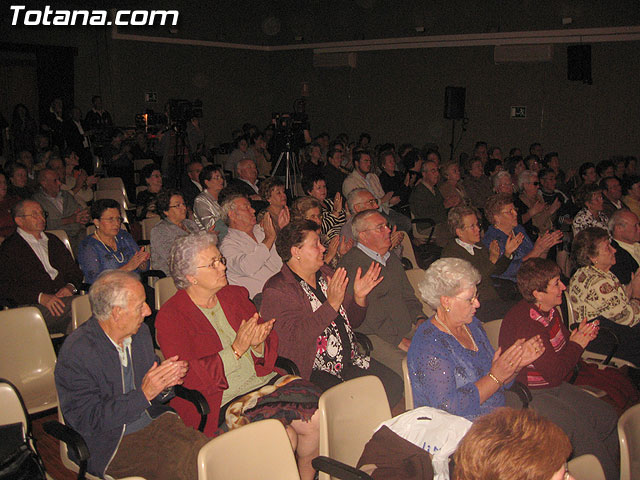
570, 318, 599, 349
232, 313, 275, 357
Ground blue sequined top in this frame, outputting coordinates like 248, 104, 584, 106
481, 224, 533, 282
78, 230, 147, 284
407, 316, 509, 421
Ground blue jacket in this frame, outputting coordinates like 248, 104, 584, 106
55, 317, 173, 477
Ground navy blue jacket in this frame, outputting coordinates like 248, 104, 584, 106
55, 317, 173, 477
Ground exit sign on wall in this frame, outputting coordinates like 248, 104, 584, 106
511, 106, 526, 119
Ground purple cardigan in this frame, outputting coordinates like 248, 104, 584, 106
260, 263, 366, 380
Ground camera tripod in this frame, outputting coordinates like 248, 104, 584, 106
271, 137, 300, 197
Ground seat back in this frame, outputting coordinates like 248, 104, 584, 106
318, 376, 391, 480
197, 419, 300, 480
482, 318, 503, 350
568, 454, 606, 480
410, 211, 434, 242
0, 379, 28, 432
71, 294, 92, 330
46, 229, 75, 259
400, 234, 418, 270
619, 403, 640, 480
141, 217, 162, 241
404, 268, 435, 317
401, 357, 413, 410
155, 277, 178, 311
564, 291, 578, 329
0, 307, 57, 414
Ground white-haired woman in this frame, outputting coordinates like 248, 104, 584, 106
514, 170, 560, 240
407, 258, 544, 421
492, 170, 516, 196
155, 232, 320, 480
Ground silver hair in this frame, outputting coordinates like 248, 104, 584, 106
447, 206, 480, 236
235, 158, 254, 177
517, 170, 538, 192
89, 270, 141, 321
418, 258, 481, 309
169, 232, 218, 290
220, 193, 246, 225
346, 188, 371, 213
492, 170, 512, 191
351, 210, 383, 241
609, 208, 635, 234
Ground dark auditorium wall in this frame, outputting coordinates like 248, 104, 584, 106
2, 21, 638, 166
266, 41, 640, 165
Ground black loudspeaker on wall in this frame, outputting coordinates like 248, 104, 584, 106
567, 45, 592, 84
444, 86, 466, 120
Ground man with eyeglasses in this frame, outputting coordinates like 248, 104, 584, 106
0, 199, 82, 333
338, 210, 426, 376
33, 168, 89, 254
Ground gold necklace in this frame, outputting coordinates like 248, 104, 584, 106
433, 313, 478, 352
94, 231, 125, 264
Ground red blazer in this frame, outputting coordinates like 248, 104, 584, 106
156, 285, 278, 436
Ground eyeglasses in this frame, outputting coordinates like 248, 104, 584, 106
363, 222, 390, 233
454, 292, 478, 304
528, 181, 540, 186
461, 223, 480, 230
100, 216, 123, 223
197, 256, 227, 269
356, 199, 379, 207
169, 202, 186, 209
18, 211, 48, 219
499, 207, 517, 215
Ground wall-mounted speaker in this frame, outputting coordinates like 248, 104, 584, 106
444, 86, 465, 120
567, 45, 592, 84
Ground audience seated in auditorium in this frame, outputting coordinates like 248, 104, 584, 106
301, 142, 324, 180
137, 163, 163, 219
219, 193, 282, 303
342, 149, 397, 212
439, 161, 468, 209
462, 157, 493, 209
572, 184, 609, 236
60, 149, 97, 207
596, 160, 615, 181
303, 173, 347, 240
338, 210, 426, 376
409, 158, 450, 245
41, 97, 65, 152
55, 270, 208, 480
84, 95, 113, 132
500, 258, 622, 479
441, 206, 518, 321
6, 162, 34, 199
514, 170, 560, 241
0, 172, 18, 242
78, 199, 149, 284
181, 160, 203, 210
569, 227, 640, 367
156, 233, 320, 479
193, 165, 227, 238
378, 150, 411, 209
225, 134, 254, 173
62, 106, 91, 168
623, 174, 640, 219
492, 170, 516, 196
609, 209, 640, 286
261, 220, 403, 407
0, 199, 82, 333
32, 168, 89, 253
150, 189, 199, 276
249, 131, 272, 177
482, 194, 562, 299
322, 146, 348, 198
101, 128, 134, 194
256, 177, 290, 234
600, 175, 627, 218
227, 158, 267, 211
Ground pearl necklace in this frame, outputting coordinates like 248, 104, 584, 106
94, 230, 125, 264
433, 313, 478, 352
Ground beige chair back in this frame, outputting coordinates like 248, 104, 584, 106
0, 307, 57, 414
318, 376, 391, 480
155, 277, 178, 311
197, 419, 300, 480
46, 229, 74, 259
405, 268, 435, 317
0, 380, 28, 431
71, 294, 92, 330
619, 403, 640, 480
401, 357, 414, 410
94, 189, 132, 224
97, 177, 133, 207
482, 318, 502, 350
568, 454, 606, 480
564, 291, 579, 328
141, 216, 162, 241
410, 211, 433, 242
400, 233, 418, 270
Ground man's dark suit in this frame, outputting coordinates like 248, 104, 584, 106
227, 178, 268, 211
181, 177, 202, 210
610, 239, 639, 285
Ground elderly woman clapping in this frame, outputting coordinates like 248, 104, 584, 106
156, 232, 320, 480
260, 220, 404, 407
407, 258, 544, 420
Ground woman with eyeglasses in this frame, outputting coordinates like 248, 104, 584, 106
261, 220, 403, 406
193, 164, 227, 239
514, 170, 561, 241
571, 184, 609, 237
150, 189, 199, 275
155, 232, 321, 480
407, 258, 544, 420
482, 194, 563, 299
78, 198, 150, 284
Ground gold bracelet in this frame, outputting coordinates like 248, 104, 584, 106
232, 345, 242, 359
488, 372, 503, 386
